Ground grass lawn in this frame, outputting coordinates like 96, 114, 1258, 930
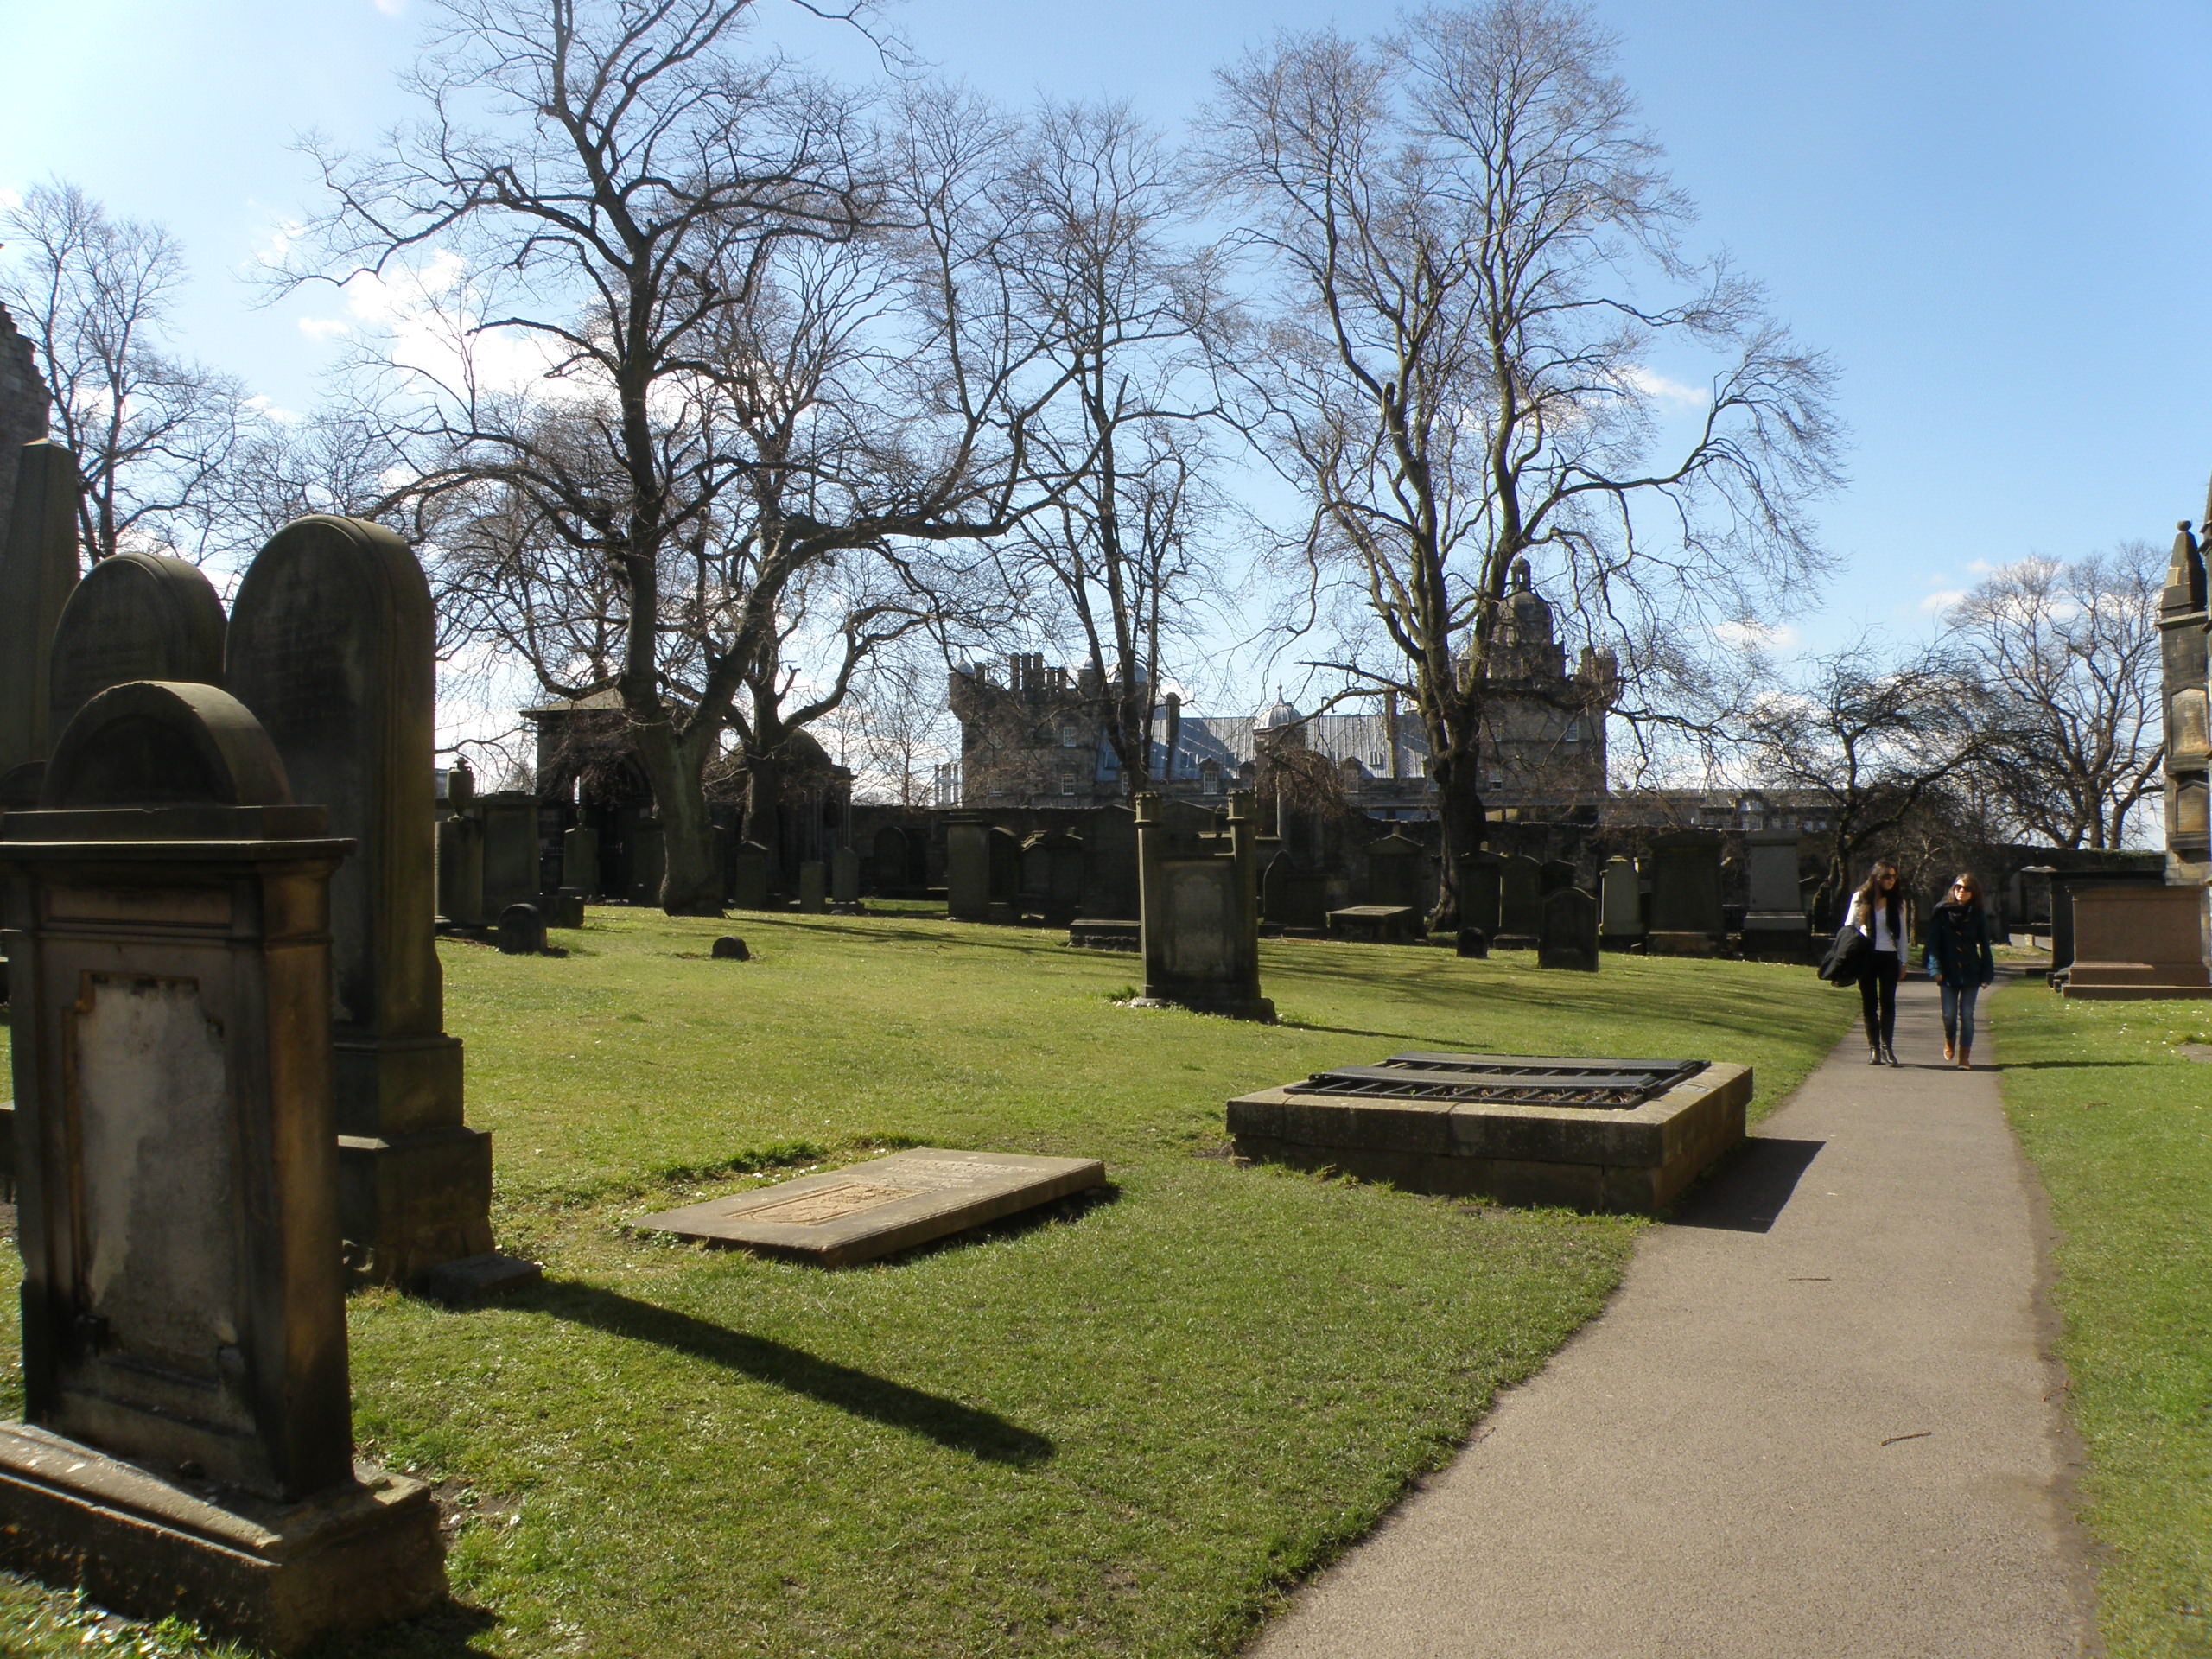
1991, 982, 2212, 1658
0, 912, 1847, 1657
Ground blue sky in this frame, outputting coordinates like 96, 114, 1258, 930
6, 0, 2210, 681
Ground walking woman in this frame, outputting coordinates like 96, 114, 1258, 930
1847, 861, 1906, 1065
1925, 871, 1996, 1068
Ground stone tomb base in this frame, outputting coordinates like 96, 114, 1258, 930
1325, 905, 1423, 944
1645, 929, 1722, 958
634, 1147, 1106, 1265
0, 1426, 443, 1656
1068, 918, 1141, 953
2063, 882, 2212, 1000
1227, 1057, 1751, 1215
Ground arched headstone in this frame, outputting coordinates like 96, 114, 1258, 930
48, 550, 225, 738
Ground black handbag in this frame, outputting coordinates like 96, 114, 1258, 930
1817, 925, 1870, 987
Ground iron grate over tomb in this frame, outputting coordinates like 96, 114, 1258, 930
1296, 1052, 1709, 1110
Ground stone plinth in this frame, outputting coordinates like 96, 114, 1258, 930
0, 680, 446, 1648
1327, 904, 1421, 944
634, 1148, 1106, 1266
227, 516, 513, 1286
2063, 883, 2212, 1000
1227, 1058, 1751, 1215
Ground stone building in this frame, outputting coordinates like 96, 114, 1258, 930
950, 561, 1619, 821
0, 302, 49, 529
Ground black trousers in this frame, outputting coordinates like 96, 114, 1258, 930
1859, 950, 1902, 1047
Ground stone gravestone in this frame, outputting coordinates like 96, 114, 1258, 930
435, 810, 486, 928
1646, 830, 1726, 956
1599, 855, 1643, 950
48, 550, 226, 737
944, 813, 992, 922
871, 824, 912, 895
1455, 850, 1503, 938
0, 439, 80, 777
711, 934, 750, 961
1740, 830, 1811, 961
1538, 857, 1577, 896
0, 680, 445, 1650
1365, 830, 1426, 913
1537, 886, 1600, 972
1497, 854, 1542, 948
986, 825, 1023, 922
1020, 828, 1085, 925
499, 902, 547, 956
563, 822, 601, 897
1133, 789, 1274, 1020
1264, 849, 1332, 932
476, 791, 542, 916
1080, 801, 1140, 920
798, 859, 828, 912
729, 838, 772, 909
830, 844, 861, 905
227, 515, 524, 1290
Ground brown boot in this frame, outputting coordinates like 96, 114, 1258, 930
1956, 1048, 1972, 1070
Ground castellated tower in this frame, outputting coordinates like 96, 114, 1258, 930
2162, 499, 2210, 884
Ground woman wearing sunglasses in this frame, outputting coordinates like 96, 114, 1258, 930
1924, 871, 1996, 1068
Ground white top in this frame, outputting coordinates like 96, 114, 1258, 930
1849, 893, 1900, 954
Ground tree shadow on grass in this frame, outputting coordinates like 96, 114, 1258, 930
523, 1281, 1054, 1466
324, 1599, 500, 1658
1999, 1058, 2164, 1070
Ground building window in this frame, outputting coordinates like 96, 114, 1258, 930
1058, 721, 1081, 747
1201, 761, 1223, 794
1059, 769, 1078, 796
1369, 752, 1388, 771
1563, 718, 1582, 744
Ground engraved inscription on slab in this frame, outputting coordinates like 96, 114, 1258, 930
742, 1183, 921, 1225
633, 1147, 1107, 1267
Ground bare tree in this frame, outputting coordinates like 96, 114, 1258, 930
0, 181, 250, 562
289, 0, 1051, 912
1197, 0, 1840, 924
1740, 639, 1993, 925
834, 635, 960, 804
1942, 543, 2164, 849
995, 99, 1229, 796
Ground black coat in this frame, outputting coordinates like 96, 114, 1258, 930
1923, 901, 1994, 988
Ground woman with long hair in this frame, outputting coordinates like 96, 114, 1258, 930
1847, 860, 1906, 1065
1924, 870, 1996, 1068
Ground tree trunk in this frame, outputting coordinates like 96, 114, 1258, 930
1428, 737, 1484, 933
743, 749, 786, 887
630, 719, 726, 917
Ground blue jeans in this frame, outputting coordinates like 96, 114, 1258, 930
1940, 982, 1981, 1049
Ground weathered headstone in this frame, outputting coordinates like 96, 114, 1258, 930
1646, 830, 1725, 956
711, 934, 750, 961
798, 859, 828, 912
729, 838, 772, 909
563, 822, 601, 897
1262, 849, 1329, 931
1538, 857, 1577, 896
498, 902, 547, 955
1497, 854, 1542, 947
226, 515, 521, 1288
545, 887, 586, 929
1134, 790, 1274, 1020
1365, 830, 1426, 912
0, 679, 445, 1650
0, 440, 80, 777
1740, 830, 1811, 961
1020, 828, 1084, 924
435, 810, 486, 927
1080, 801, 1139, 920
1538, 886, 1600, 971
871, 824, 913, 894
635, 1147, 1107, 1267
1456, 850, 1503, 936
830, 844, 861, 905
945, 813, 992, 921
477, 791, 542, 917
48, 551, 226, 741
1599, 855, 1643, 950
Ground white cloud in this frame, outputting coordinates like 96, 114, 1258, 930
1713, 620, 1798, 651
1621, 365, 1709, 409
372, 0, 406, 14
1966, 558, 1997, 575
0, 187, 22, 213
297, 316, 350, 340
1919, 589, 1966, 614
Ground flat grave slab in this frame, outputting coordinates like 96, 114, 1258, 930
1228, 1051, 1749, 1215
632, 1147, 1106, 1266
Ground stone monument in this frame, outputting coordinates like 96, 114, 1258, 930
1645, 830, 1725, 956
226, 516, 525, 1290
2162, 511, 2211, 883
1020, 828, 1085, 925
562, 822, 601, 897
1133, 790, 1273, 1021
830, 844, 861, 905
1599, 855, 1643, 950
1537, 886, 1600, 971
476, 791, 542, 916
1740, 830, 1811, 961
1455, 850, 1503, 938
798, 859, 828, 912
1497, 854, 1542, 948
0, 679, 445, 1651
2063, 881, 2212, 999
729, 838, 771, 909
0, 440, 80, 776
48, 550, 226, 737
1365, 830, 1425, 912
